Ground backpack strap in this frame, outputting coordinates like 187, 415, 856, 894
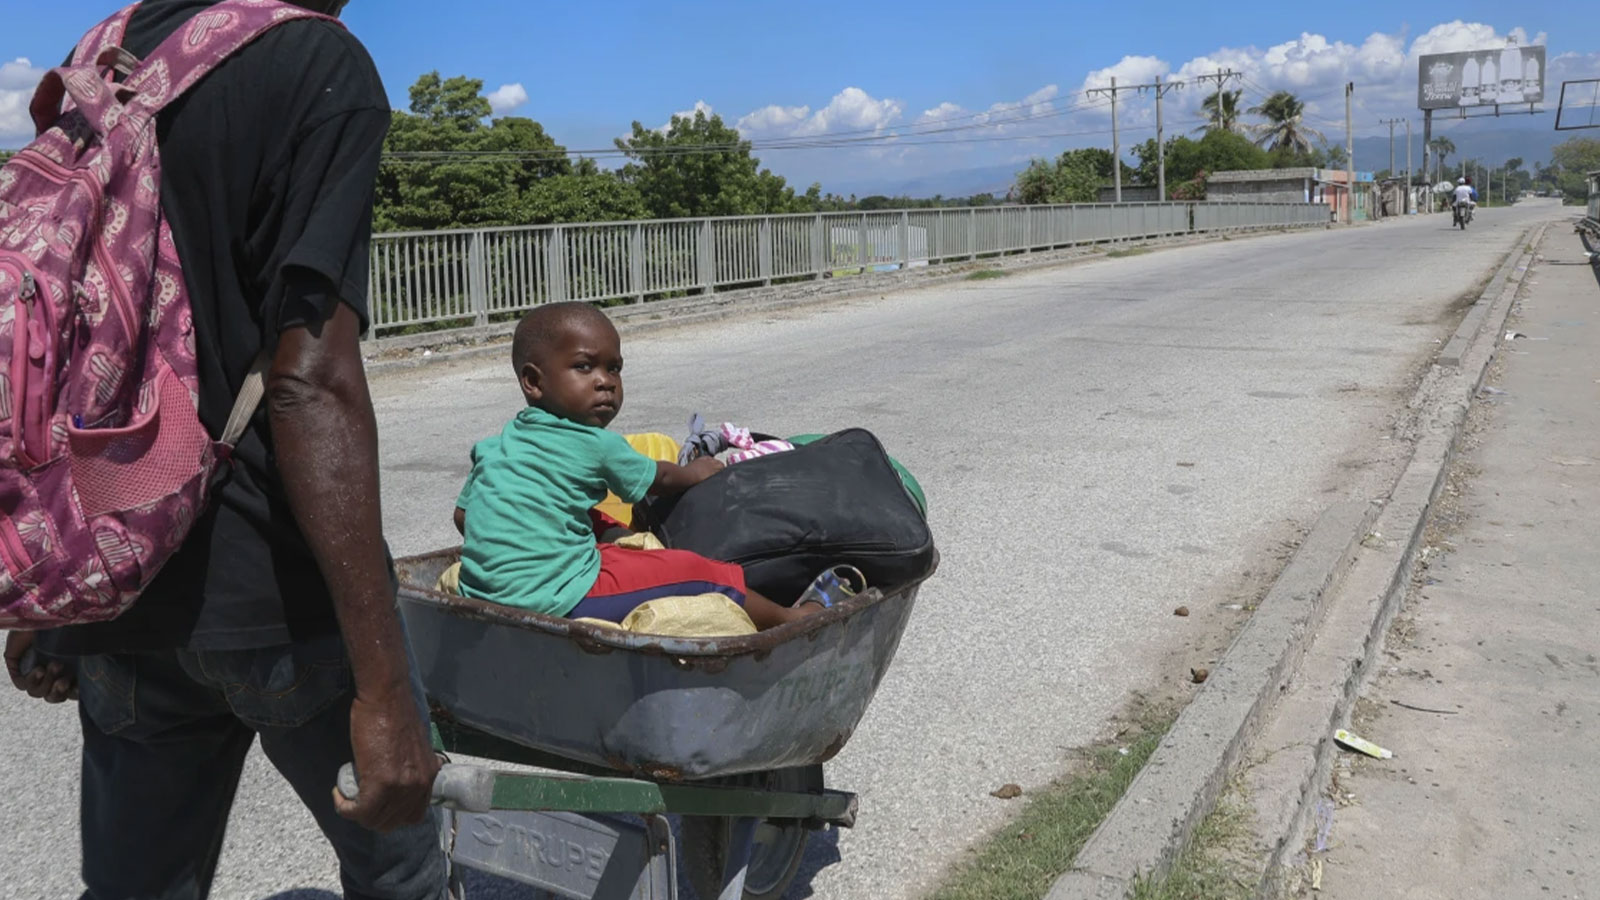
220, 351, 270, 448
70, 4, 140, 68
123, 0, 341, 117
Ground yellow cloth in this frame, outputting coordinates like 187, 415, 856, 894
594, 433, 681, 527
575, 593, 756, 636
436, 561, 462, 595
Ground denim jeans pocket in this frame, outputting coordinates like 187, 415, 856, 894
78, 654, 138, 735
197, 635, 353, 730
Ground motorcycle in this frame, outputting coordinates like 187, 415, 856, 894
1453, 201, 1474, 230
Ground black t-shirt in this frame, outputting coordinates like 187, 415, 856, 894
56, 0, 392, 652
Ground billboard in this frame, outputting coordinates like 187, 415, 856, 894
1418, 45, 1545, 110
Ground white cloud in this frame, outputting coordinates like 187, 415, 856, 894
1079, 56, 1170, 97
731, 87, 903, 141
659, 100, 715, 131
793, 87, 902, 136
0, 58, 47, 147
737, 103, 810, 134
918, 101, 965, 123
485, 82, 529, 115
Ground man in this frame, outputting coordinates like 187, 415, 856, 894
2, 1, 447, 897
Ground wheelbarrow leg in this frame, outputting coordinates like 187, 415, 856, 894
715, 816, 758, 900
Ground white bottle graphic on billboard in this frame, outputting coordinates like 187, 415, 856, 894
1499, 42, 1525, 102
1459, 56, 1480, 105
1522, 55, 1540, 100
1481, 56, 1499, 103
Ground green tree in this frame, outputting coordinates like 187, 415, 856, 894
1428, 137, 1455, 180
0, 150, 12, 165
1548, 137, 1600, 203
1014, 148, 1129, 204
615, 111, 805, 218
1133, 130, 1270, 197
377, 71, 580, 231
1197, 89, 1244, 134
1249, 91, 1324, 155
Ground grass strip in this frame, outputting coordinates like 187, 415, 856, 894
928, 711, 1173, 900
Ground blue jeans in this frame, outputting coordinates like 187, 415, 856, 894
75, 633, 448, 900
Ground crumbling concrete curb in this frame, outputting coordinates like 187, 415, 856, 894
1251, 220, 1548, 894
1043, 222, 1546, 900
1045, 500, 1372, 900
362, 223, 1330, 377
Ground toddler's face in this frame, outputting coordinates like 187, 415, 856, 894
522, 319, 625, 428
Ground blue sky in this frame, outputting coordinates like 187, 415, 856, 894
3, 1, 1596, 194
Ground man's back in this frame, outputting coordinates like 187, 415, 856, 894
61, 0, 391, 652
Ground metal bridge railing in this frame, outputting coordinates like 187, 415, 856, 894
367, 201, 1331, 336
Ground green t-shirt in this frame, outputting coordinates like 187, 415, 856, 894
457, 407, 658, 616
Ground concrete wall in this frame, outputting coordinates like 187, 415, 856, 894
1207, 179, 1310, 205
1095, 185, 1162, 203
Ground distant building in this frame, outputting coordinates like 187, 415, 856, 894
1094, 184, 1163, 203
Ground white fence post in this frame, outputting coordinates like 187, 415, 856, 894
630, 223, 645, 303
698, 218, 714, 293
812, 214, 825, 279
547, 226, 566, 302
468, 230, 488, 326
759, 216, 773, 285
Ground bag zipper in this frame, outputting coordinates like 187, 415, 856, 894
5, 261, 54, 467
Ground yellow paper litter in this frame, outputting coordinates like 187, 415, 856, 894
1334, 729, 1393, 759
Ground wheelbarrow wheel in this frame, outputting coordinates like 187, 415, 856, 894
682, 766, 822, 900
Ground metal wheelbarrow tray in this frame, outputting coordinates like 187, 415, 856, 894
396, 549, 936, 781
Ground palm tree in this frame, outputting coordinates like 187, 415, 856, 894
1429, 137, 1455, 182
1195, 89, 1244, 134
1248, 91, 1324, 155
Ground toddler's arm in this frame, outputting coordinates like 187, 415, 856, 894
652, 456, 724, 496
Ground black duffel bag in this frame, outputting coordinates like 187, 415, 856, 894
641, 429, 935, 604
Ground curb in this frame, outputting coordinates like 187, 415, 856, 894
362, 223, 1330, 377
1043, 221, 1547, 900
1251, 220, 1548, 893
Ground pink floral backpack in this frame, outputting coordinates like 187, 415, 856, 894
0, 0, 336, 628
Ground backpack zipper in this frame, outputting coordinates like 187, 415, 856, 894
5, 260, 54, 467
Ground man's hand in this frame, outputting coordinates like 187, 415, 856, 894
333, 682, 440, 832
3, 632, 76, 703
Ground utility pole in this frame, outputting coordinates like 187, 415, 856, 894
1191, 68, 1243, 130
1405, 118, 1413, 214
1379, 117, 1402, 176
1151, 76, 1182, 201
1084, 76, 1123, 201
1345, 82, 1355, 224
1422, 109, 1433, 214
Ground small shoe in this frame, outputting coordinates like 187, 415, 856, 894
796, 565, 867, 609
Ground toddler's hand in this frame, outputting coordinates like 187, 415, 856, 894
685, 456, 725, 484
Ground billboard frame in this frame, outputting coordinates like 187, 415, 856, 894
1417, 45, 1546, 112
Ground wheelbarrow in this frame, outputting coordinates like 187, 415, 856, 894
355, 548, 936, 899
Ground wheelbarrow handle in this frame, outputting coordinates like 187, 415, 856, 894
337, 762, 496, 813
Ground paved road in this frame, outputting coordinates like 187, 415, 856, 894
0, 202, 1565, 900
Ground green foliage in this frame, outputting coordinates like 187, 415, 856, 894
614, 110, 808, 218
375, 71, 653, 232
1197, 89, 1244, 134
1131, 131, 1271, 198
1428, 136, 1456, 172
0, 150, 13, 165
1249, 91, 1324, 154
1015, 148, 1133, 204
1548, 137, 1600, 203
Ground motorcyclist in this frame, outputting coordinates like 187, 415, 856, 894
1452, 177, 1477, 209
